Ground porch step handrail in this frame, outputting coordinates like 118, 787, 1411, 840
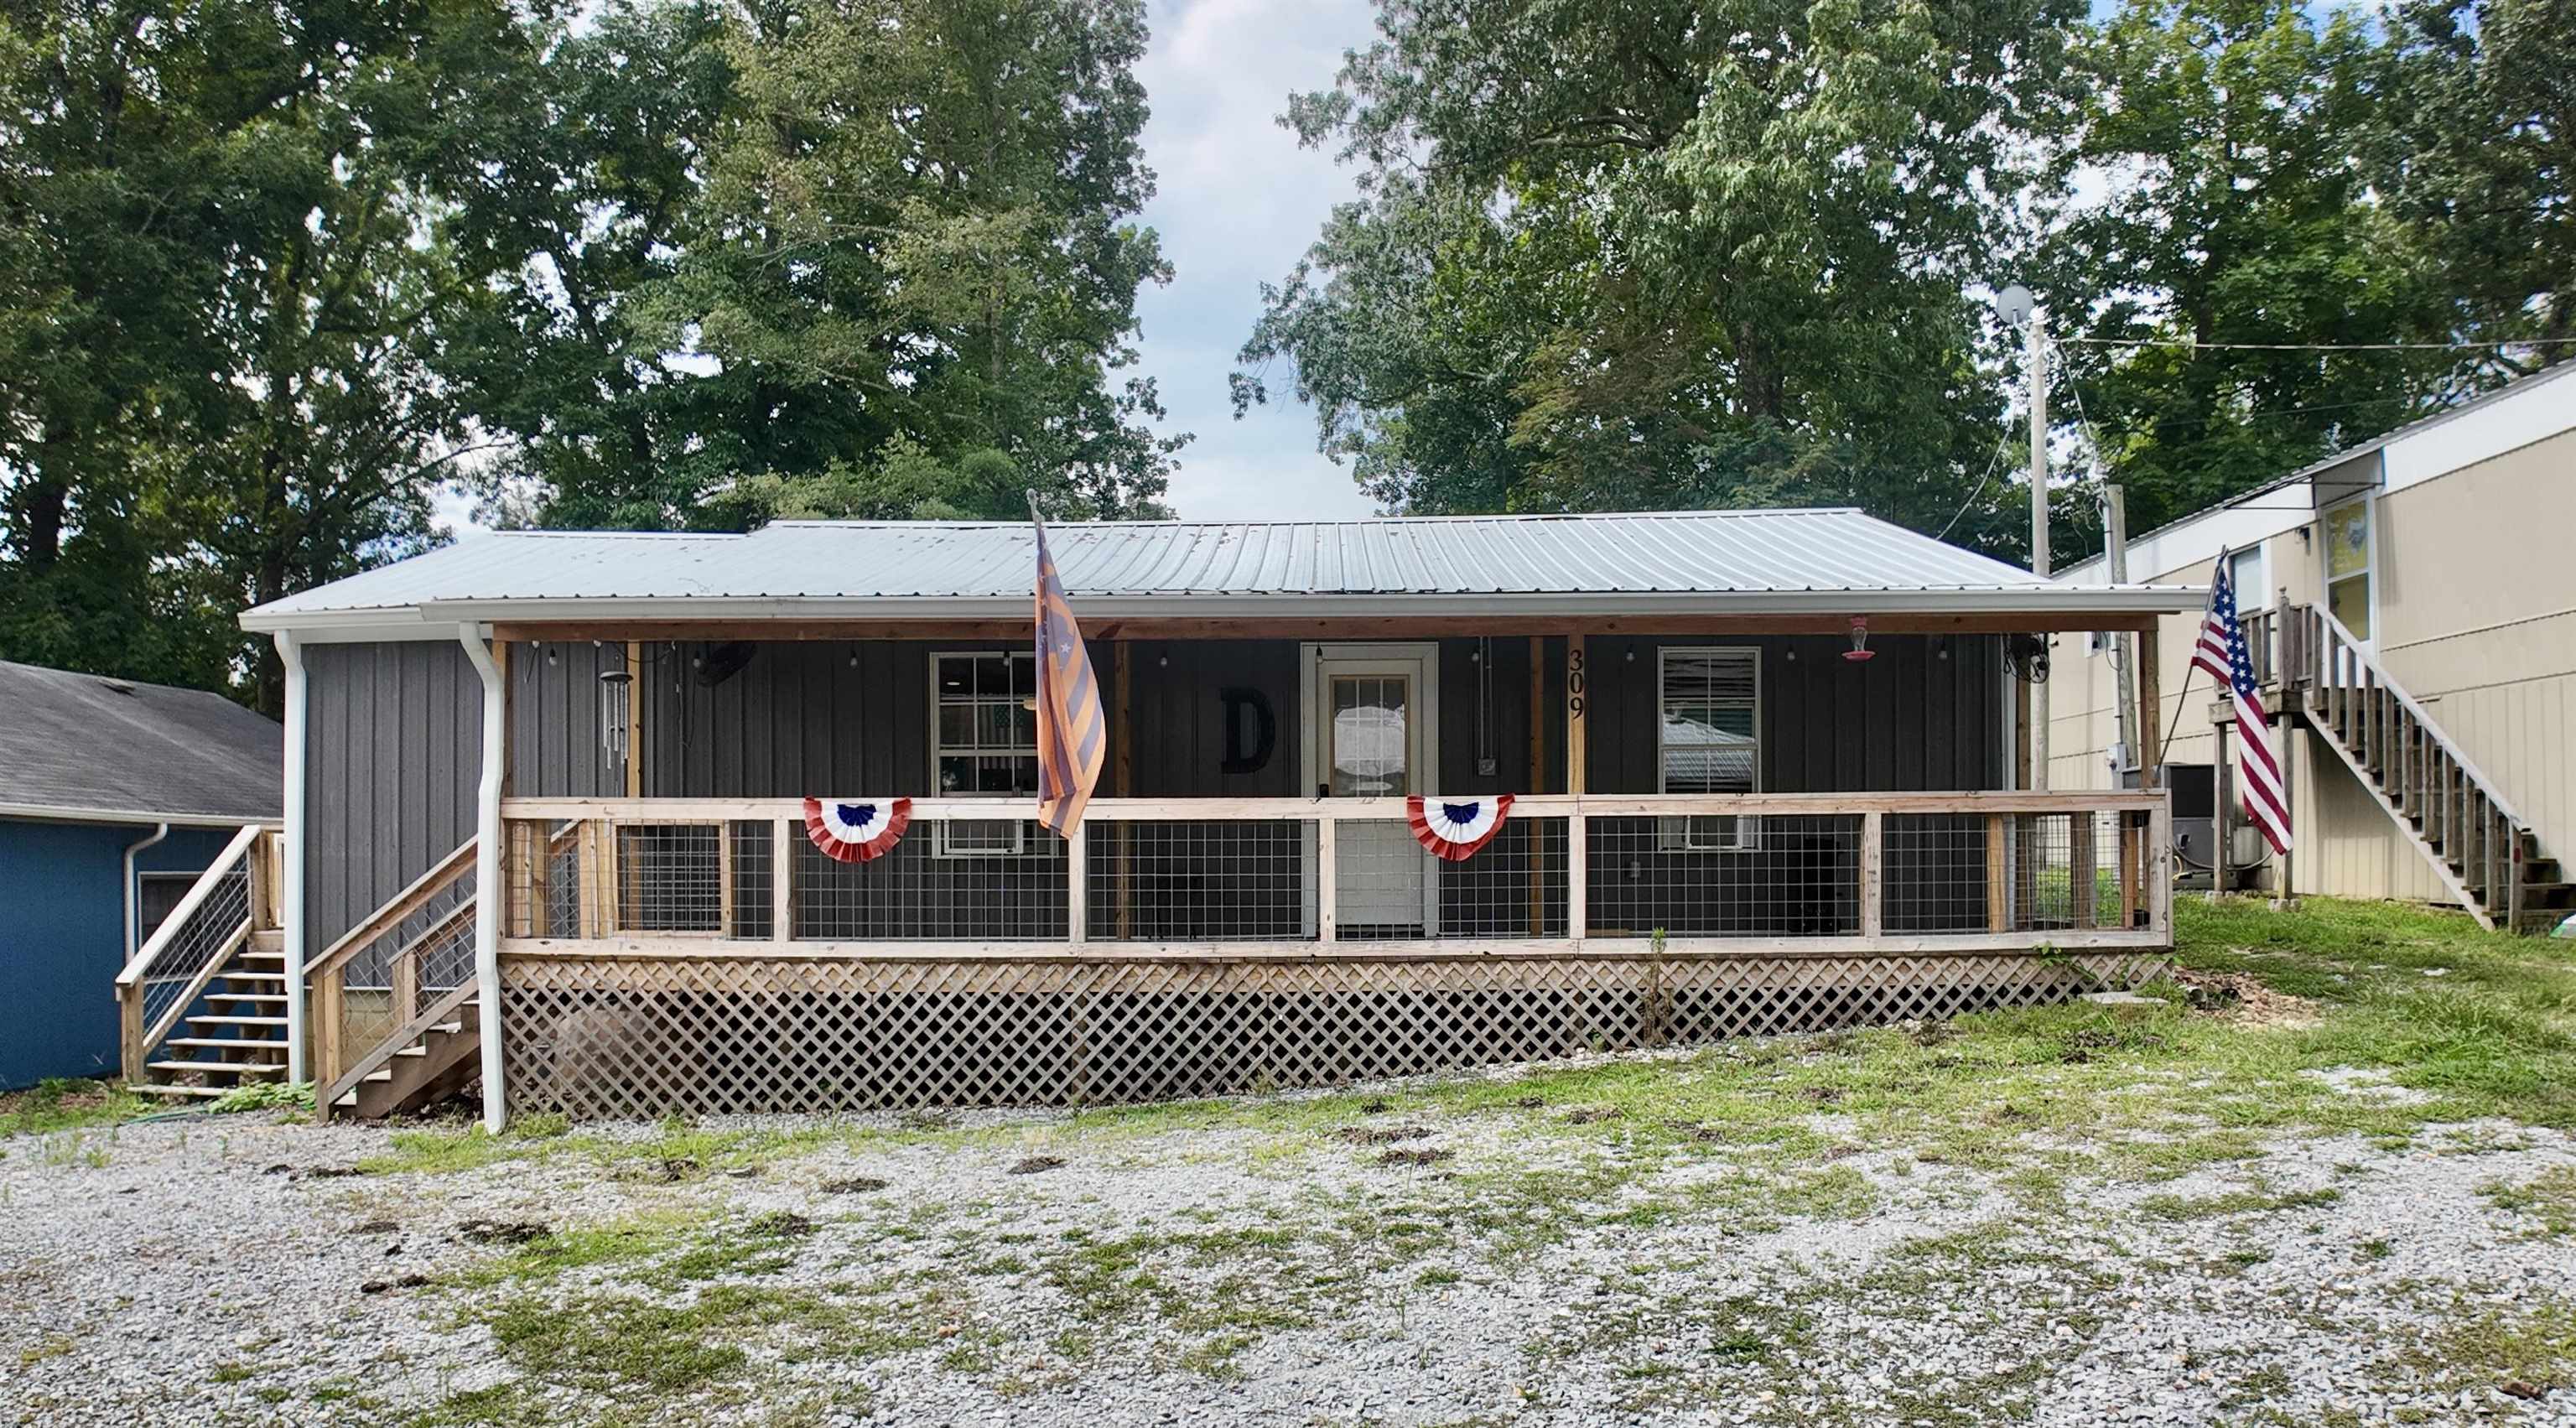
306, 836, 479, 984
2280, 602, 2548, 932
115, 823, 266, 988
2291, 605, 2531, 832
115, 823, 272, 1086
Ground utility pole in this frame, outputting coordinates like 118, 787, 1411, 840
2106, 482, 2137, 782
2026, 301, 2050, 792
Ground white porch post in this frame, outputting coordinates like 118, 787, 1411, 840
274, 631, 309, 1083
459, 625, 508, 1132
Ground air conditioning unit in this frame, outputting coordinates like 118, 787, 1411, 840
2136, 761, 2264, 890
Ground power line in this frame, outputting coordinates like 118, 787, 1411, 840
2058, 335, 2576, 353
1936, 427, 2016, 541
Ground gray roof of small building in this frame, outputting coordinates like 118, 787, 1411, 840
243, 509, 2197, 631
0, 662, 282, 824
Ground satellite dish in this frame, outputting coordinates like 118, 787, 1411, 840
1995, 283, 2034, 325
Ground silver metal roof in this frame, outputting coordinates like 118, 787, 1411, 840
242, 508, 2199, 631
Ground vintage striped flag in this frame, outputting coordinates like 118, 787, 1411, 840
2193, 549, 2292, 855
1030, 501, 1105, 839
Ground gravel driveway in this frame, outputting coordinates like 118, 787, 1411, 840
6, 1037, 2576, 1427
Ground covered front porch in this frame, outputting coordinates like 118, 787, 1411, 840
407, 610, 2172, 1116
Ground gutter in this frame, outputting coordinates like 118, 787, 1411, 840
276, 631, 309, 1083
0, 802, 279, 829
122, 822, 170, 960
457, 624, 508, 1133
242, 584, 2210, 636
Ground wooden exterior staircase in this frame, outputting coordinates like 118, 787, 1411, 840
2267, 605, 2573, 932
310, 838, 485, 1120
117, 825, 293, 1100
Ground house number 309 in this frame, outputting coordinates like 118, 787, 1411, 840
1565, 646, 1587, 717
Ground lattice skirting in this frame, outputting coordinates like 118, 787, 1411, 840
497, 951, 2164, 1119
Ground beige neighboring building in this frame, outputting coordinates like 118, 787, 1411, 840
2050, 359, 2576, 930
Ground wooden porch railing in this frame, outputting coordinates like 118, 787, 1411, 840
496, 791, 2173, 957
114, 824, 274, 1085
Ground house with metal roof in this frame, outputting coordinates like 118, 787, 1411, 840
2048, 358, 2576, 932
0, 661, 281, 1090
130, 506, 2193, 1124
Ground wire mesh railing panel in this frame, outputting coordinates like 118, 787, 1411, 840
499, 948, 2168, 1118
1435, 817, 1569, 939
728, 821, 775, 940
793, 819, 1069, 942
546, 826, 582, 937
617, 824, 724, 933
1882, 814, 1992, 934
1585, 814, 1861, 937
1323, 817, 1571, 941
136, 869, 252, 1034
1083, 820, 1316, 942
1882, 812, 2151, 934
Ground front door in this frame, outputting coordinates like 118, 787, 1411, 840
1302, 644, 1439, 933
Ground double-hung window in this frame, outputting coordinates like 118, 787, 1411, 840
2323, 498, 2371, 640
1658, 647, 1760, 851
932, 652, 1039, 856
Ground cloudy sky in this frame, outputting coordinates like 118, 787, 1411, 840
1128, 0, 1384, 522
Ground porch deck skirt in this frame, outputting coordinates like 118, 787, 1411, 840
495, 948, 2164, 1119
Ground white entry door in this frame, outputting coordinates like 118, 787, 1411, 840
1302, 644, 1440, 933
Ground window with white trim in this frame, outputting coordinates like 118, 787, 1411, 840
2230, 545, 2268, 611
1657, 647, 1760, 851
932, 651, 1039, 856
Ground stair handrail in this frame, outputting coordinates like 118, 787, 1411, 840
306, 836, 479, 984
115, 823, 268, 1083
2301, 604, 2532, 833
115, 823, 267, 989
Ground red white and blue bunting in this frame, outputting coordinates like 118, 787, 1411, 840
1405, 794, 1514, 862
802, 797, 912, 864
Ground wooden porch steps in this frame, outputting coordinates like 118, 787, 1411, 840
2279, 604, 2563, 933
321, 984, 480, 1121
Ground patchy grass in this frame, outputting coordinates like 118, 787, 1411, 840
2480, 1167, 2576, 1239
0, 1078, 144, 1139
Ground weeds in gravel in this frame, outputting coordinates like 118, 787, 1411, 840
0, 1078, 143, 1139
2480, 1169, 2576, 1239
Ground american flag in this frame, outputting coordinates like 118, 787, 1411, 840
1030, 506, 1105, 839
2193, 550, 2292, 855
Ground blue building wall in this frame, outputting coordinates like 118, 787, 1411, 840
0, 820, 238, 1089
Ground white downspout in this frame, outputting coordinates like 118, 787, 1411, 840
459, 624, 508, 1132
276, 631, 309, 1083
122, 822, 170, 960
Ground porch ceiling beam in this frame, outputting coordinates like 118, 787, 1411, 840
492, 610, 2158, 644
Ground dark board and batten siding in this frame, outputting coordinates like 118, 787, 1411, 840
302, 641, 480, 953
299, 632, 2010, 944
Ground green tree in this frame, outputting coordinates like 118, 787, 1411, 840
0, 0, 531, 706
1234, 0, 2084, 555
2372, 0, 2575, 355
2037, 0, 2473, 550
433, 0, 743, 530
614, 0, 1181, 527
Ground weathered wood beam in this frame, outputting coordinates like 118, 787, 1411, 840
493, 611, 2162, 645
